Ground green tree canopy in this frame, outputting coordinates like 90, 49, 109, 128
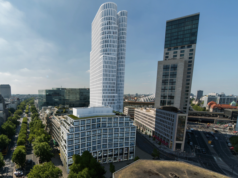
1, 121, 16, 138
33, 142, 54, 162
0, 134, 11, 150
0, 153, 5, 170
27, 161, 62, 178
69, 151, 106, 178
134, 156, 140, 162
151, 149, 160, 159
12, 146, 26, 167
109, 163, 115, 178
15, 109, 23, 116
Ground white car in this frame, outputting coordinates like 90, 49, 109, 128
14, 171, 23, 176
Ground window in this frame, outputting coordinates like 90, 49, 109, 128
165, 52, 169, 55
68, 146, 73, 151
92, 136, 96, 140
114, 118, 118, 122
125, 122, 129, 126
163, 65, 170, 71
75, 127, 79, 132
97, 145, 101, 149
102, 123, 106, 128
114, 143, 118, 147
80, 126, 85, 131
86, 125, 90, 130
187, 45, 192, 48
68, 140, 73, 145
97, 129, 101, 134
188, 64, 192, 67
167, 48, 171, 51
119, 133, 124, 137
125, 138, 129, 142
108, 139, 113, 143
103, 144, 107, 148
125, 127, 130, 132
92, 146, 96, 151
107, 123, 112, 127
87, 142, 91, 147
102, 118, 107, 122
81, 143, 85, 148
81, 132, 85, 137
186, 79, 190, 81
92, 124, 96, 129
131, 127, 136, 132
189, 53, 193, 56
97, 124, 100, 128
180, 54, 184, 57
75, 150, 79, 155
75, 145, 79, 149
173, 55, 177, 58
68, 152, 74, 157
114, 128, 119, 132
86, 120, 91, 124
81, 138, 85, 142
180, 50, 184, 53
75, 133, 79, 138
103, 129, 107, 133
120, 128, 124, 132
171, 64, 177, 71
87, 137, 91, 142
173, 47, 178, 50
125, 133, 130, 137
173, 51, 177, 54
188, 60, 192, 63
119, 118, 124, 122
187, 75, 190, 78
113, 122, 118, 127
103, 134, 107, 138
68, 134, 73, 139
180, 46, 185, 49
97, 118, 101, 123
189, 57, 193, 59
131, 132, 135, 136
165, 56, 169, 59
75, 139, 79, 144
92, 119, 96, 123
97, 140, 101, 144
92, 141, 96, 146
103, 139, 107, 143
188, 68, 191, 71
189, 49, 194, 52
119, 122, 124, 127
187, 72, 191, 74
108, 118, 112, 122
74, 121, 79, 126
81, 120, 85, 125
97, 135, 101, 139
109, 129, 113, 133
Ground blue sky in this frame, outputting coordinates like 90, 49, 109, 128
0, 0, 237, 95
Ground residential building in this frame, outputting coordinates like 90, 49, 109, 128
113, 160, 229, 178
196, 90, 203, 101
90, 2, 127, 112
123, 101, 154, 108
36, 88, 89, 110
58, 107, 136, 173
134, 106, 187, 151
202, 93, 237, 107
123, 106, 135, 120
155, 13, 200, 113
0, 95, 7, 127
0, 84, 11, 99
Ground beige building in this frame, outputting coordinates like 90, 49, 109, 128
123, 106, 135, 120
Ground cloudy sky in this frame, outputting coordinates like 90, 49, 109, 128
0, 0, 237, 95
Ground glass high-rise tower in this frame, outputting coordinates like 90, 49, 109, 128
155, 13, 200, 113
90, 2, 127, 112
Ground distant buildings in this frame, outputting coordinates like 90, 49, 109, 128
202, 93, 237, 107
137, 95, 155, 102
36, 88, 89, 109
0, 95, 7, 126
206, 101, 237, 112
155, 13, 200, 113
90, 2, 127, 112
123, 106, 135, 120
0, 84, 11, 99
196, 90, 203, 101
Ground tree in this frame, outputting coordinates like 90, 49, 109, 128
0, 134, 11, 150
15, 109, 23, 116
1, 121, 16, 138
8, 108, 15, 114
0, 153, 5, 170
12, 146, 26, 167
33, 142, 54, 162
27, 161, 62, 178
109, 163, 115, 178
151, 149, 160, 159
134, 156, 140, 162
68, 151, 106, 178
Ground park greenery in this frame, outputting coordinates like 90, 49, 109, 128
27, 161, 62, 178
191, 104, 206, 111
12, 145, 26, 168
68, 151, 106, 178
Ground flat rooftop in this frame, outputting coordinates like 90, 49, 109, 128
68, 114, 122, 120
113, 160, 228, 178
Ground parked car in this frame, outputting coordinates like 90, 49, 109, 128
14, 170, 23, 176
228, 143, 232, 147
230, 146, 234, 150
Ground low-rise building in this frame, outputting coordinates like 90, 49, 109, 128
123, 106, 136, 120
206, 101, 237, 112
203, 93, 237, 107
134, 106, 187, 151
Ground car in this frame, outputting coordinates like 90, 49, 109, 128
228, 143, 232, 147
230, 146, 234, 150
202, 149, 206, 154
14, 171, 23, 176
26, 159, 32, 164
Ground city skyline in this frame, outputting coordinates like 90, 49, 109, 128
0, 0, 237, 95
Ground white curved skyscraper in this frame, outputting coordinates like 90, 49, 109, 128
90, 2, 127, 112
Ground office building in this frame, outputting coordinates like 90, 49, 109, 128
123, 106, 136, 120
0, 95, 7, 127
113, 160, 228, 178
196, 90, 203, 101
134, 106, 187, 151
90, 2, 127, 112
57, 107, 136, 173
36, 88, 89, 109
155, 13, 200, 113
0, 84, 11, 99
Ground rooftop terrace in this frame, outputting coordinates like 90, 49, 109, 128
68, 114, 123, 120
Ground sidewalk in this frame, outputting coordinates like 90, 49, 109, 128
137, 130, 196, 158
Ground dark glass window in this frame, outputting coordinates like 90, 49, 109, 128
173, 55, 177, 58
176, 116, 186, 141
170, 72, 177, 78
189, 53, 193, 56
189, 57, 193, 59
187, 45, 192, 48
169, 79, 176, 85
188, 60, 192, 63
162, 79, 169, 85
163, 65, 170, 71
163, 72, 169, 78
161, 86, 168, 92
161, 94, 167, 99
171, 64, 177, 71
180, 54, 184, 57
160, 100, 166, 106
173, 51, 177, 54
189, 49, 194, 52
180, 46, 185, 49
165, 52, 169, 55
188, 64, 192, 67
188, 68, 191, 71
173, 47, 178, 50
187, 72, 191, 74
168, 48, 171, 51
180, 50, 184, 53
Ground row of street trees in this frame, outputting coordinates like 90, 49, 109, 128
26, 104, 62, 177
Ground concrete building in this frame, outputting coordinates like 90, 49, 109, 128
0, 95, 7, 127
123, 106, 136, 120
134, 106, 187, 151
196, 90, 203, 101
206, 101, 237, 112
55, 107, 136, 173
90, 2, 127, 112
0, 84, 11, 99
155, 13, 200, 114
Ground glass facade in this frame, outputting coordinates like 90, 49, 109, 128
37, 88, 89, 109
164, 14, 199, 48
